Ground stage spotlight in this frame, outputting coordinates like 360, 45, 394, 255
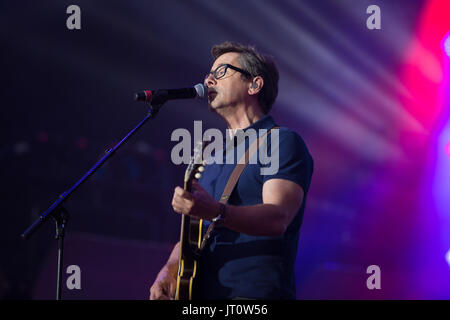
445, 142, 450, 158
443, 32, 450, 58
446, 248, 450, 267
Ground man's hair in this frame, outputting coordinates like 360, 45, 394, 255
211, 41, 279, 114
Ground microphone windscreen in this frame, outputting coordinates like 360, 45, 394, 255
194, 83, 206, 99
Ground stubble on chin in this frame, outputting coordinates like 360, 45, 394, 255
207, 98, 221, 113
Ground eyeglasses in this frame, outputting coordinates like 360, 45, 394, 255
205, 64, 252, 81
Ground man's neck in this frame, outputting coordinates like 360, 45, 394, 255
223, 104, 265, 138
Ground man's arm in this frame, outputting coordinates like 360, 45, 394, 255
172, 178, 304, 236
223, 178, 304, 236
149, 241, 180, 300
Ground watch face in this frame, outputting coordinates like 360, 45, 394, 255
212, 203, 226, 226
212, 214, 223, 224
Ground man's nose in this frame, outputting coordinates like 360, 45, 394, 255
204, 73, 216, 87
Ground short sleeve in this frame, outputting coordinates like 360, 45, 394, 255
261, 128, 313, 193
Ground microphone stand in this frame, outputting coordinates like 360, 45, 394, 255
21, 99, 167, 300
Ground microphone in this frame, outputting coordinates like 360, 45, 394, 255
134, 83, 206, 104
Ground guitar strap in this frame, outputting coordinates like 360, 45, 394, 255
200, 125, 279, 250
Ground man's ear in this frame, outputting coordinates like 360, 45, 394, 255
248, 76, 264, 95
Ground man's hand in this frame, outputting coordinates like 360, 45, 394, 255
171, 180, 220, 221
149, 265, 176, 300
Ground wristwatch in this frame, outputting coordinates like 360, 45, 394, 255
212, 202, 227, 226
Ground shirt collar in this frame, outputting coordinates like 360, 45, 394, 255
242, 114, 276, 132
221, 115, 277, 147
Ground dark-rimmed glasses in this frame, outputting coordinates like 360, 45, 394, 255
205, 64, 252, 81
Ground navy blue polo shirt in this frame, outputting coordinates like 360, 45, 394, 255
194, 115, 313, 300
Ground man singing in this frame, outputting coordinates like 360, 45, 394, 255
150, 41, 313, 300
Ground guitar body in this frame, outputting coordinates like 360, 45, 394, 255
175, 141, 207, 300
175, 213, 203, 300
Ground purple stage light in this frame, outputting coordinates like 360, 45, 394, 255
443, 32, 450, 58
445, 142, 450, 158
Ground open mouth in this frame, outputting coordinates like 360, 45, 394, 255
208, 90, 217, 100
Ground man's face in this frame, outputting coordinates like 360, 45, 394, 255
204, 52, 250, 112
